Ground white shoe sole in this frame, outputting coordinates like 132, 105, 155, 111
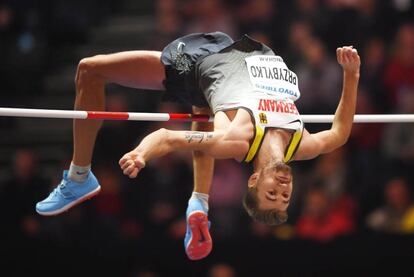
36, 186, 101, 216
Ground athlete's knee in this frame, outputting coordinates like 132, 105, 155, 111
75, 56, 106, 90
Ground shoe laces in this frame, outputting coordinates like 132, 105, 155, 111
59, 179, 67, 190
50, 179, 67, 197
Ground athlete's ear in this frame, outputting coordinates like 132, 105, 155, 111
248, 172, 260, 188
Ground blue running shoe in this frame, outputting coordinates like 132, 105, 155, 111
36, 170, 101, 216
184, 198, 212, 260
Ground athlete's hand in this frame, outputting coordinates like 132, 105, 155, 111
119, 150, 146, 178
336, 46, 360, 75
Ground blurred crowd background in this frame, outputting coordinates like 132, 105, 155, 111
1, 0, 414, 276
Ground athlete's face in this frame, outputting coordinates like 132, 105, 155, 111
249, 162, 293, 211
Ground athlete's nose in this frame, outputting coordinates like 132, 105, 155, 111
276, 176, 290, 186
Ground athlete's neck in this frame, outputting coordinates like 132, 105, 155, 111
253, 129, 290, 172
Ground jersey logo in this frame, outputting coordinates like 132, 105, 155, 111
259, 113, 268, 124
177, 42, 186, 52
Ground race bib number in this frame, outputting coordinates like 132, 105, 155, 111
245, 55, 300, 101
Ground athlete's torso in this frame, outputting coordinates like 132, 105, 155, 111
197, 35, 304, 162
197, 35, 300, 112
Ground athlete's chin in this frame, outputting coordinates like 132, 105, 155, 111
265, 161, 292, 176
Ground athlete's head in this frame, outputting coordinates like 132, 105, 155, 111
243, 161, 292, 225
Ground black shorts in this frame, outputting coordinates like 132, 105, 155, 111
161, 32, 234, 107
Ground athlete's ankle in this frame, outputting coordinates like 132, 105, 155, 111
189, 191, 209, 212
67, 162, 91, 183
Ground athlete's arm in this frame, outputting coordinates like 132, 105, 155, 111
119, 110, 250, 178
294, 46, 360, 160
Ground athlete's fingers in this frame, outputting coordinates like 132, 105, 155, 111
120, 159, 133, 171
337, 46, 360, 70
119, 151, 138, 165
347, 48, 360, 67
340, 48, 347, 64
119, 157, 130, 169
122, 164, 131, 175
128, 168, 139, 178
336, 47, 342, 64
340, 47, 349, 64
119, 157, 126, 168
351, 49, 360, 61
119, 155, 129, 167
123, 160, 134, 173
345, 46, 354, 61
123, 163, 136, 176
343, 48, 352, 63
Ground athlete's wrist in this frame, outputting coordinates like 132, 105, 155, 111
343, 69, 360, 79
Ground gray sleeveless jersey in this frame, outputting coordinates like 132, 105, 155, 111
167, 34, 304, 163
196, 35, 281, 113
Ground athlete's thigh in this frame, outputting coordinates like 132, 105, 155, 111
192, 106, 213, 130
192, 106, 212, 115
90, 50, 165, 91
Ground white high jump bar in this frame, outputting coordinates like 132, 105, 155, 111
0, 107, 413, 123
